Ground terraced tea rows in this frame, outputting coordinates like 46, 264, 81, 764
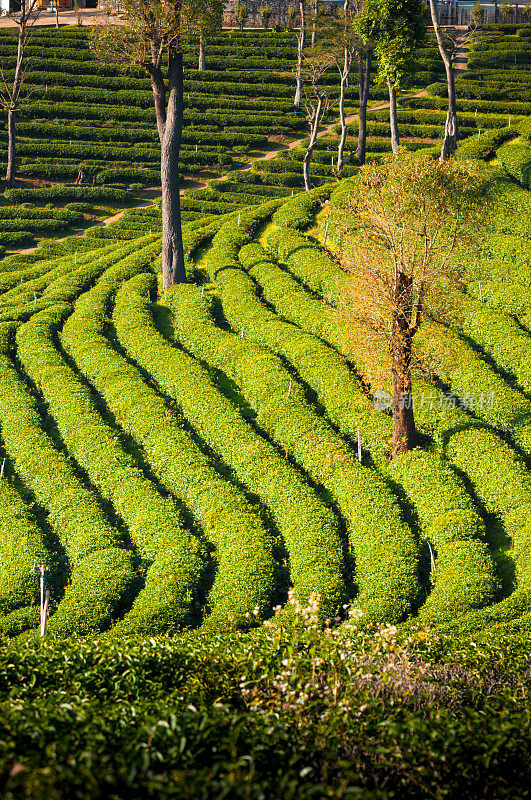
0, 137, 530, 640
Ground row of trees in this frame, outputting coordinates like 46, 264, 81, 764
2, 0, 463, 289
296, 0, 460, 190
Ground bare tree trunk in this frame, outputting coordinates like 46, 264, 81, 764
294, 0, 306, 109
428, 0, 459, 160
391, 270, 417, 458
5, 106, 16, 187
387, 76, 400, 155
311, 0, 318, 46
161, 48, 186, 289
336, 65, 348, 178
356, 46, 372, 165
149, 65, 167, 146
198, 33, 205, 71
303, 95, 322, 191
4, 36, 24, 188
391, 341, 416, 458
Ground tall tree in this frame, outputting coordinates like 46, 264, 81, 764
312, 0, 356, 177
287, 3, 297, 29
294, 0, 307, 110
259, 4, 273, 29
311, 0, 320, 46
91, 0, 214, 289
364, 0, 425, 156
428, 0, 459, 160
0, 0, 41, 188
300, 54, 335, 190
334, 153, 487, 458
352, 0, 375, 166
234, 1, 248, 31
197, 0, 222, 71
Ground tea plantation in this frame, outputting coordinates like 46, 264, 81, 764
0, 19, 530, 800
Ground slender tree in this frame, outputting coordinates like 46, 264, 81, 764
335, 0, 355, 177
234, 1, 248, 31
311, 0, 319, 46
197, 0, 222, 71
364, 0, 425, 156
91, 0, 215, 289
259, 4, 273, 29
287, 2, 297, 29
300, 54, 335, 190
294, 0, 306, 109
311, 0, 356, 177
471, 1, 485, 27
428, 0, 459, 160
352, 1, 375, 166
0, 0, 41, 188
334, 153, 488, 458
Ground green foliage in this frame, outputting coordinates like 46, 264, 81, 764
388, 450, 497, 622
114, 272, 344, 616
0, 323, 136, 637
497, 141, 531, 187
60, 252, 277, 630
168, 204, 419, 623
16, 294, 204, 636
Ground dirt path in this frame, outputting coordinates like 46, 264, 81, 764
453, 30, 469, 74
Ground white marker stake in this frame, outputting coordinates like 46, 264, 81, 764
41, 587, 50, 638
0, 458, 5, 478
241, 324, 245, 338
428, 542, 436, 573
323, 220, 329, 244
357, 429, 362, 463
288, 377, 292, 397
479, 281, 483, 302
238, 212, 241, 226
34, 292, 37, 304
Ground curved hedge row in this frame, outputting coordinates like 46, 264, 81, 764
497, 141, 531, 188
233, 242, 391, 459
16, 296, 204, 636
266, 226, 349, 305
60, 253, 277, 630
114, 273, 345, 617
0, 456, 51, 619
416, 321, 531, 455
462, 297, 531, 394
270, 184, 333, 229
387, 450, 497, 623
168, 280, 419, 624
412, 378, 531, 634
0, 323, 136, 637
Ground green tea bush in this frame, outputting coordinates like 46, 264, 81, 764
462, 297, 531, 393
497, 141, 531, 187
60, 253, 277, 630
235, 243, 391, 458
388, 450, 497, 622
16, 285, 204, 636
266, 226, 349, 305
0, 470, 50, 617
0, 324, 136, 636
456, 126, 514, 160
170, 212, 419, 624
114, 273, 345, 616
